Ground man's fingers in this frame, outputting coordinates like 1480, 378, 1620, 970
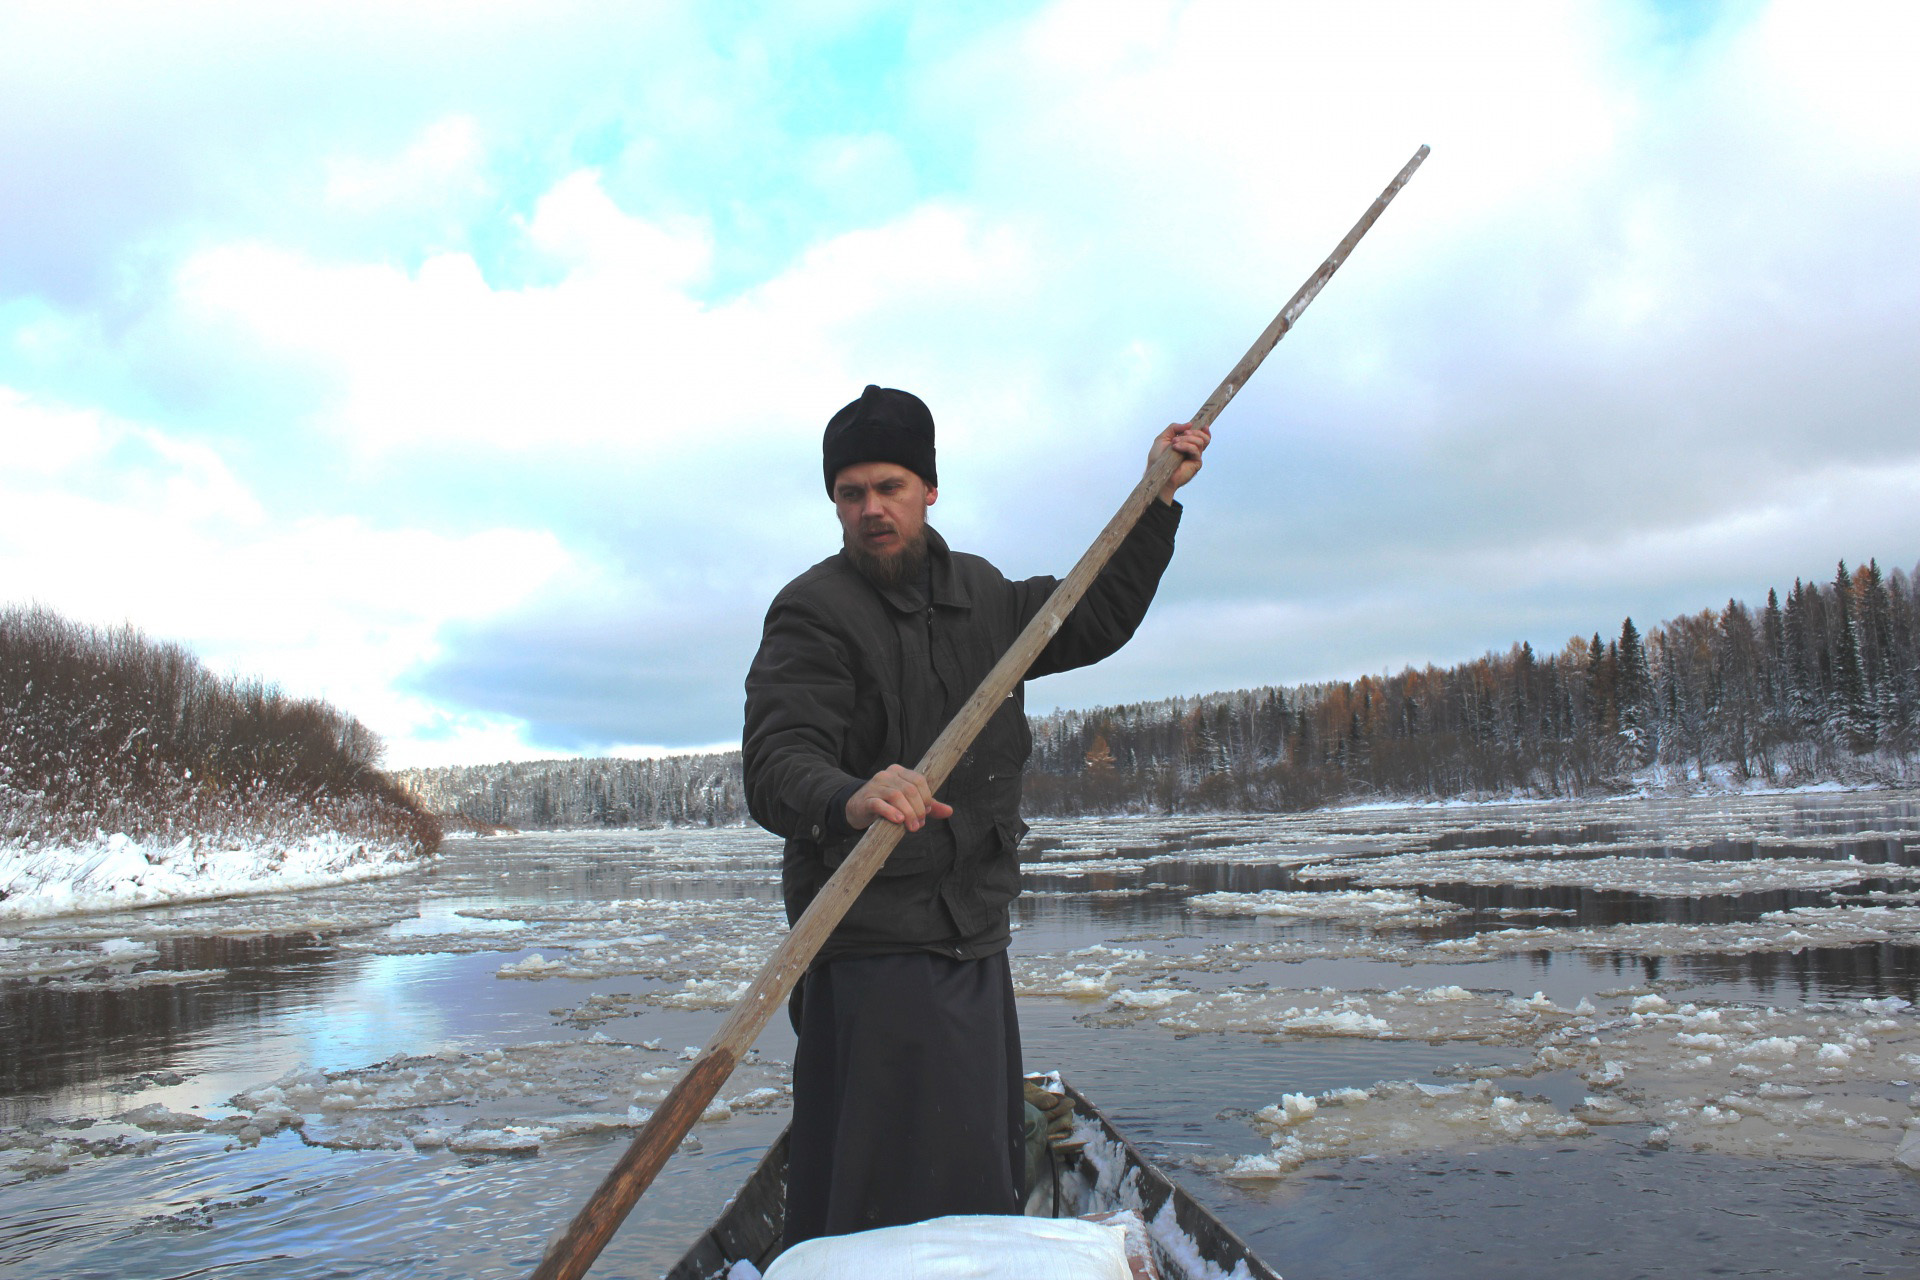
1151, 422, 1207, 501
1169, 425, 1209, 458
851, 765, 951, 831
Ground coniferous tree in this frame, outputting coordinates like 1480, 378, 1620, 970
1832, 561, 1871, 745
1617, 617, 1656, 761
1783, 581, 1822, 734
1716, 600, 1760, 777
1886, 567, 1920, 746
1761, 588, 1787, 725
1585, 631, 1613, 740
1860, 560, 1900, 736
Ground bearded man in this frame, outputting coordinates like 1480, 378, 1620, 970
742, 384, 1207, 1246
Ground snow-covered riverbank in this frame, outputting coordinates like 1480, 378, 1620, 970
0, 832, 428, 920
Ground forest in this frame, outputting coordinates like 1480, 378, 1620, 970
397, 751, 743, 831
0, 605, 439, 856
399, 557, 1920, 829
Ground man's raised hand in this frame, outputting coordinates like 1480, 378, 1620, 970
846, 764, 954, 832
1149, 421, 1210, 504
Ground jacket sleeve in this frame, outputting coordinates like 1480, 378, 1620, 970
742, 591, 865, 841
1023, 497, 1181, 679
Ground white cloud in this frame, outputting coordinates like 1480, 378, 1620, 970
168, 176, 1041, 470
524, 169, 713, 285
1741, 0, 1920, 160
325, 115, 488, 212
0, 386, 581, 765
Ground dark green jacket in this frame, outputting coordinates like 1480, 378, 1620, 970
742, 500, 1180, 963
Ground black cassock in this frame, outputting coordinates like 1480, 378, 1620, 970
782, 949, 1024, 1247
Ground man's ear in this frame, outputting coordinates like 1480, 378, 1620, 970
924, 486, 938, 508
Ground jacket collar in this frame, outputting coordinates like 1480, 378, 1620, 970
845, 525, 972, 614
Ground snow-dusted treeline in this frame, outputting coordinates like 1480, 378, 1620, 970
1025, 557, 1920, 812
1, 606, 439, 916
399, 557, 1920, 830
396, 752, 746, 830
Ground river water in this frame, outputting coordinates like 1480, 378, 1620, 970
3, 789, 1917, 1279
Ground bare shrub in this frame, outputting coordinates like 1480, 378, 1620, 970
0, 605, 440, 856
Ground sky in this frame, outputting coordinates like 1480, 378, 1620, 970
2, 0, 1916, 769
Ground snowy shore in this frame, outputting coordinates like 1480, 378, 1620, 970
0, 832, 428, 921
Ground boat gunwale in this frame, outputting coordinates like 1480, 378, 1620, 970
663, 1079, 1279, 1280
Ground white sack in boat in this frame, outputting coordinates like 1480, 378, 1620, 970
762, 1213, 1133, 1280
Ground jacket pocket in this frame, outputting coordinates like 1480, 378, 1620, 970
820, 818, 954, 879
975, 815, 1029, 911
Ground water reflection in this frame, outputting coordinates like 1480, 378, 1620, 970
1668, 941, 1920, 1000
0, 934, 343, 1111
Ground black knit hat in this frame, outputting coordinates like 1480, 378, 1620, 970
822, 385, 937, 496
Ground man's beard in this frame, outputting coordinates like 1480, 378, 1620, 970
845, 528, 929, 589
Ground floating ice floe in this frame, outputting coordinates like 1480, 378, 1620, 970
1088, 984, 1577, 1044
482, 898, 786, 1013
1207, 1078, 1592, 1178
1185, 888, 1464, 925
1013, 945, 1161, 999
1424, 903, 1920, 960
0, 894, 425, 982
1, 1038, 793, 1178
1081, 977, 1920, 1175
1023, 887, 1152, 899
1295, 851, 1893, 897
1205, 993, 1920, 1176
1110, 989, 1181, 1010
0, 935, 161, 981
38, 967, 227, 992
1024, 858, 1151, 877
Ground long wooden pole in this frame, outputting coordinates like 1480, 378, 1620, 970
527, 143, 1429, 1280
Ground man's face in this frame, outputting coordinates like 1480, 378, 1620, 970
833, 461, 936, 562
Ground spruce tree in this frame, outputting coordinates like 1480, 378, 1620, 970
1783, 581, 1822, 731
1831, 561, 1870, 746
1887, 568, 1920, 746
1762, 588, 1786, 722
1617, 617, 1656, 762
1862, 560, 1899, 737
1586, 631, 1613, 741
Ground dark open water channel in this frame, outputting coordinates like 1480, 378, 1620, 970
2, 790, 1917, 1278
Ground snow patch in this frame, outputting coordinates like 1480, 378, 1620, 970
1, 830, 424, 920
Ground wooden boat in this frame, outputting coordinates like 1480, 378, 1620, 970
666, 1080, 1280, 1280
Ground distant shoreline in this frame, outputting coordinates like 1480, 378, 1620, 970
425, 772, 1920, 838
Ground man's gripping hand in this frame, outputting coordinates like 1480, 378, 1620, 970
1149, 420, 1210, 504
846, 764, 954, 832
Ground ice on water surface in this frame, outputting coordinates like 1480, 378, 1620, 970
2, 1037, 792, 1175
1187, 887, 1466, 923
1296, 850, 1891, 896
1009, 792, 1920, 1183
483, 895, 786, 1001
1171, 988, 1920, 1174
3, 794, 1918, 1278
